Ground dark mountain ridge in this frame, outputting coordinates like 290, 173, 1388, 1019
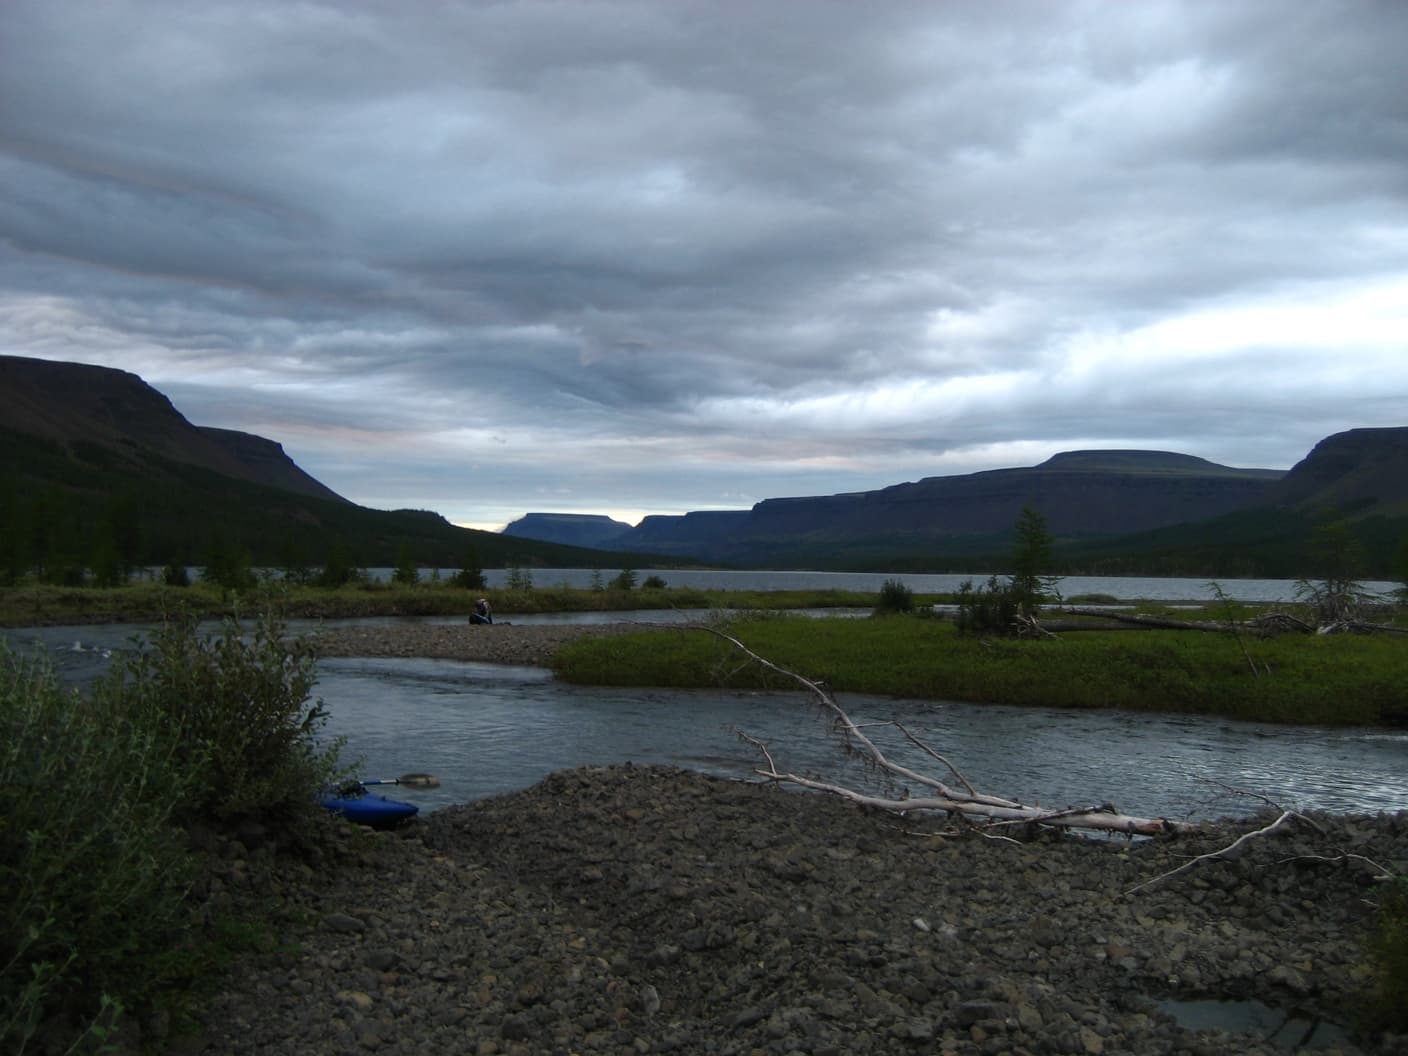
4, 354, 1404, 578
1261, 427, 1408, 516
0, 355, 658, 574
529, 448, 1287, 566
504, 430, 1408, 576
0, 355, 343, 503
198, 427, 349, 505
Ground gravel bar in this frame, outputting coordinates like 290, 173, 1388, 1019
306, 622, 649, 668
193, 764, 1408, 1056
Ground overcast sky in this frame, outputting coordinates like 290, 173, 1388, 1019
2, 1, 1405, 530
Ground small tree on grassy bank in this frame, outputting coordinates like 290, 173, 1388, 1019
201, 534, 256, 591
393, 544, 419, 585
452, 546, 486, 590
955, 504, 1059, 636
1295, 518, 1379, 628
1010, 503, 1058, 617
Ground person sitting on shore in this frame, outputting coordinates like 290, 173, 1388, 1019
470, 598, 493, 625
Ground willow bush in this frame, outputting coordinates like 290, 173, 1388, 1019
1, 645, 195, 1053
1, 612, 345, 1052
93, 612, 347, 824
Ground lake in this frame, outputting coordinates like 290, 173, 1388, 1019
388, 568, 1401, 603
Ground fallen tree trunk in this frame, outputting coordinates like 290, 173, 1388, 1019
1061, 607, 1406, 637
684, 624, 1405, 897
691, 624, 1199, 836
1061, 607, 1235, 632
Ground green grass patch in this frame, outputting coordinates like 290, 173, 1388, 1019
552, 614, 1408, 726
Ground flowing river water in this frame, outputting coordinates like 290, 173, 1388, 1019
7, 573, 1407, 823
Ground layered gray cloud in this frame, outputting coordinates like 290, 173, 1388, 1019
3, 1, 1405, 529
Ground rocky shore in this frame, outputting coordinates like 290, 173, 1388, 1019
196, 763, 1408, 1056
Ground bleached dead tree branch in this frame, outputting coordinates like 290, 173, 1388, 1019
1127, 810, 1305, 893
690, 624, 1197, 837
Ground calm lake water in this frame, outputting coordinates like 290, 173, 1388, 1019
435, 569, 1403, 603
8, 574, 1406, 822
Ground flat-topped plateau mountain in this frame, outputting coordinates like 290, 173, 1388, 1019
507, 431, 1408, 576
0, 355, 654, 576
509, 449, 1290, 567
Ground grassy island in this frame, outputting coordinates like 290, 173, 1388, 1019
551, 612, 1408, 727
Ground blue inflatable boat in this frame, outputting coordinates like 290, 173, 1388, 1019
321, 783, 419, 828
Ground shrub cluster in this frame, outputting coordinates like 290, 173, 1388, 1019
98, 612, 346, 823
1, 613, 344, 1052
953, 574, 1021, 635
873, 578, 914, 614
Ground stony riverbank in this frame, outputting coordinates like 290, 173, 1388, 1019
306, 622, 646, 668
194, 764, 1408, 1056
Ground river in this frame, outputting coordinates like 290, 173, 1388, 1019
7, 578, 1406, 823
311, 652, 1408, 822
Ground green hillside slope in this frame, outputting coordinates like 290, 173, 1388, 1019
0, 427, 657, 581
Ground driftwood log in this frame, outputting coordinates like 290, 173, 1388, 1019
1058, 606, 1406, 637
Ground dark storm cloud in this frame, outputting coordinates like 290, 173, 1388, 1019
2, 0, 1405, 528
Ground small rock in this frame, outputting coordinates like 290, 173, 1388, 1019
1268, 963, 1310, 994
325, 913, 367, 933
336, 989, 374, 1012
363, 948, 399, 972
956, 1001, 997, 1027
733, 1006, 769, 1028
895, 1019, 935, 1042
1016, 1002, 1044, 1031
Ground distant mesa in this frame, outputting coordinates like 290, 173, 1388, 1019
502, 513, 635, 549
501, 430, 1408, 571
502, 448, 1296, 565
